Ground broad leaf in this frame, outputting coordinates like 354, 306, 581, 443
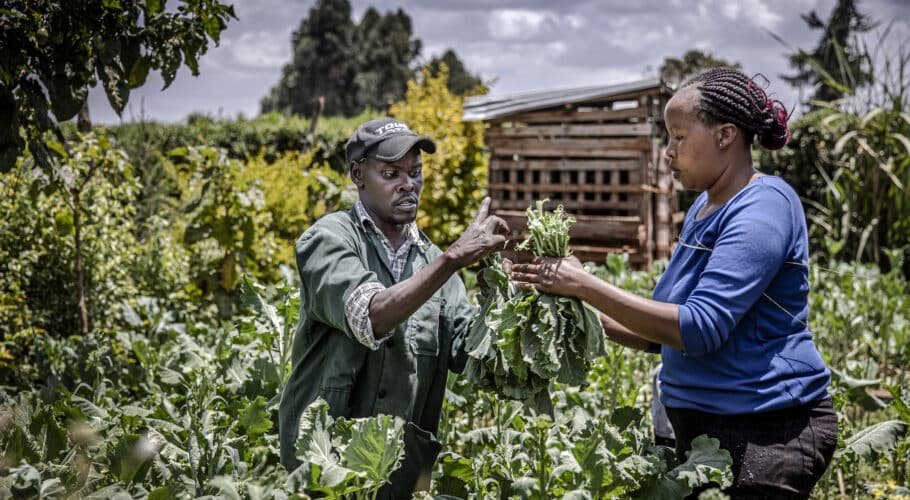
835, 420, 908, 460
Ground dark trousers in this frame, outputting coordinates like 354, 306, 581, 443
666, 398, 838, 499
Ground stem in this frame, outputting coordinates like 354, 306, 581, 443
72, 188, 89, 335
536, 424, 548, 498
837, 466, 846, 498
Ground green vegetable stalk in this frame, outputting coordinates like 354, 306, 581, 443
464, 200, 605, 414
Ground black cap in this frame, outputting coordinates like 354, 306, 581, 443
345, 117, 436, 165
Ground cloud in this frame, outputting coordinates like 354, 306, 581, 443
226, 31, 292, 69
488, 9, 557, 41
83, 0, 907, 124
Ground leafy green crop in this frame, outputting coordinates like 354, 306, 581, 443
464, 201, 605, 413
286, 399, 406, 499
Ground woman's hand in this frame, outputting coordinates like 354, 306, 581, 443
508, 255, 590, 298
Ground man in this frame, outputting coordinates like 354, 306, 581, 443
278, 117, 508, 497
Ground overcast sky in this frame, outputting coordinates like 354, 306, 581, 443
86, 0, 910, 124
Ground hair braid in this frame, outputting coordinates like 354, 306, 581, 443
680, 67, 791, 150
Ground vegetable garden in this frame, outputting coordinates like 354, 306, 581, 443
2, 1, 910, 498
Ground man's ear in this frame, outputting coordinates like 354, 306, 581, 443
350, 162, 364, 189
716, 123, 739, 150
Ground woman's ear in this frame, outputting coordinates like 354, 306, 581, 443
716, 123, 739, 150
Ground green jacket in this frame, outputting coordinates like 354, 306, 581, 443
278, 208, 474, 496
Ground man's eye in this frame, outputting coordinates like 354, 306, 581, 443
410, 169, 421, 177
382, 171, 396, 178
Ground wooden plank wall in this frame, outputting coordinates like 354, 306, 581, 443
486, 88, 678, 268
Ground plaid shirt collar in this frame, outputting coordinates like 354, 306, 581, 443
353, 200, 425, 280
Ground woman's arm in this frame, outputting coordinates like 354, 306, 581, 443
509, 257, 684, 350
599, 312, 655, 351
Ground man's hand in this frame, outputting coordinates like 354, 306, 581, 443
444, 197, 509, 268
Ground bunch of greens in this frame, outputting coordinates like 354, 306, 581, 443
464, 201, 605, 413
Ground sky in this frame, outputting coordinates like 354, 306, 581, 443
86, 0, 910, 124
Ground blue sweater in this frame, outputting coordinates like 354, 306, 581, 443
653, 176, 830, 415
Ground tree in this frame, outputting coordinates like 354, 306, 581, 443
426, 49, 484, 96
0, 0, 236, 172
353, 7, 421, 111
261, 0, 359, 117
658, 50, 741, 89
782, 0, 876, 104
265, 2, 488, 117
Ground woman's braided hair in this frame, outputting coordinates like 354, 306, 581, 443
680, 67, 791, 150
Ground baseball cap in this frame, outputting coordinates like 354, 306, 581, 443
345, 117, 436, 165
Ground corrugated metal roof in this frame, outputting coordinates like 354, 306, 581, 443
463, 78, 664, 122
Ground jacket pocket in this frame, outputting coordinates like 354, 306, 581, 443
318, 386, 353, 419
407, 296, 441, 357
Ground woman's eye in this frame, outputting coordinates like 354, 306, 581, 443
674, 135, 684, 141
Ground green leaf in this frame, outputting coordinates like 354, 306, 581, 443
832, 130, 858, 156
97, 39, 130, 115
835, 420, 908, 460
128, 57, 151, 88
110, 433, 155, 483
45, 74, 88, 121
209, 476, 242, 500
830, 367, 888, 411
145, 0, 164, 16
343, 414, 405, 487
239, 396, 272, 439
888, 386, 910, 423
148, 484, 179, 500
672, 435, 733, 489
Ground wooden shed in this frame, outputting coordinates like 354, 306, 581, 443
463, 78, 682, 269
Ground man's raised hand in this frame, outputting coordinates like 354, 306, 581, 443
444, 197, 510, 268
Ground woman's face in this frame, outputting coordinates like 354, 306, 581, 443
663, 87, 725, 191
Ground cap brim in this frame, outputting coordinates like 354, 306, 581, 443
370, 135, 436, 162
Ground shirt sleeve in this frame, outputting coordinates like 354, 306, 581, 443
677, 186, 793, 356
344, 282, 391, 350
295, 227, 384, 345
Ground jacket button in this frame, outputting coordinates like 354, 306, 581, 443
378, 389, 387, 399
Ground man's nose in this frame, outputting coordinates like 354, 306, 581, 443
398, 177, 415, 191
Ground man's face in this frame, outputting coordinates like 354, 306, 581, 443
353, 148, 423, 228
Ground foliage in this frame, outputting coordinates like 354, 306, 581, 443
465, 204, 605, 413
0, 134, 156, 346
287, 399, 405, 498
0, 0, 236, 171
763, 26, 910, 273
261, 0, 358, 117
352, 7, 421, 113
780, 0, 876, 105
390, 66, 489, 247
0, 279, 300, 498
4, 249, 910, 497
426, 49, 485, 96
658, 50, 741, 89
261, 0, 478, 119
239, 151, 355, 265
165, 146, 282, 317
437, 382, 731, 498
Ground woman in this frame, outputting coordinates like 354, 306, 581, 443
508, 67, 837, 498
